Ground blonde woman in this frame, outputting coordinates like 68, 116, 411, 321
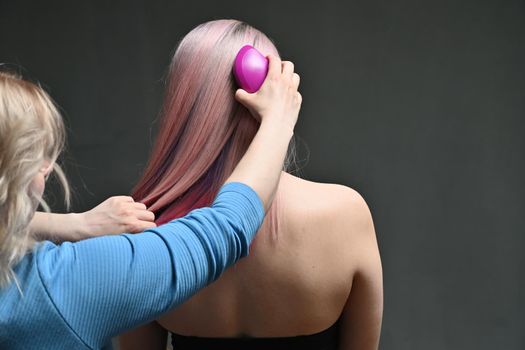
0, 53, 301, 349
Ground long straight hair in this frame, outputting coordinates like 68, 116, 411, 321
132, 20, 293, 231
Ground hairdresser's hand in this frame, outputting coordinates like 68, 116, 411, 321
31, 197, 156, 243
78, 196, 157, 237
227, 55, 301, 210
235, 55, 301, 132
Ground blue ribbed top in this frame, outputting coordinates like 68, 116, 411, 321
0, 182, 264, 349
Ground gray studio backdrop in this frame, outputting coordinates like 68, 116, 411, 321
1, 0, 523, 349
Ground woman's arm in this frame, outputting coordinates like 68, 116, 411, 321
30, 196, 157, 242
227, 56, 300, 210
36, 55, 301, 348
37, 180, 265, 348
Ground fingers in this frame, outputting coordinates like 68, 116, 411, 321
266, 54, 282, 80
292, 73, 300, 89
132, 202, 147, 210
108, 196, 149, 213
127, 220, 157, 233
129, 203, 156, 233
111, 195, 135, 203
235, 88, 251, 104
125, 208, 156, 233
235, 55, 281, 99
108, 196, 157, 232
296, 91, 303, 105
235, 53, 301, 126
281, 61, 294, 80
134, 208, 155, 222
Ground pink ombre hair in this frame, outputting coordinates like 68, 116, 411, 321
132, 20, 294, 229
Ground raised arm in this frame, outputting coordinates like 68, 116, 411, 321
227, 55, 300, 210
36, 55, 301, 349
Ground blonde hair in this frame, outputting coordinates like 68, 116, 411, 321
0, 70, 69, 287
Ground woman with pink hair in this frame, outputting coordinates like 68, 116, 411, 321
120, 19, 383, 350
0, 36, 299, 348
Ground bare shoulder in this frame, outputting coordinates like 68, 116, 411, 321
280, 173, 379, 279
281, 172, 374, 238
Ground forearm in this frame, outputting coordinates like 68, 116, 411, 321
226, 119, 293, 212
227, 54, 300, 212
31, 212, 87, 242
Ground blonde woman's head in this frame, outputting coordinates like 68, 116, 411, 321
0, 69, 69, 286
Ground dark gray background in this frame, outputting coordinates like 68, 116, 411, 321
1, 0, 523, 349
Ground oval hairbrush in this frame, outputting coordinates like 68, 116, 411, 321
233, 45, 269, 93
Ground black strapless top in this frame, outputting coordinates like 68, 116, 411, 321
170, 319, 340, 350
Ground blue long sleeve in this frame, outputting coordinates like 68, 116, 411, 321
0, 182, 264, 349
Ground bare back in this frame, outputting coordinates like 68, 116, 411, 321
155, 172, 382, 344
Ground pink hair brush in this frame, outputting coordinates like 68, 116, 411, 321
233, 45, 269, 93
